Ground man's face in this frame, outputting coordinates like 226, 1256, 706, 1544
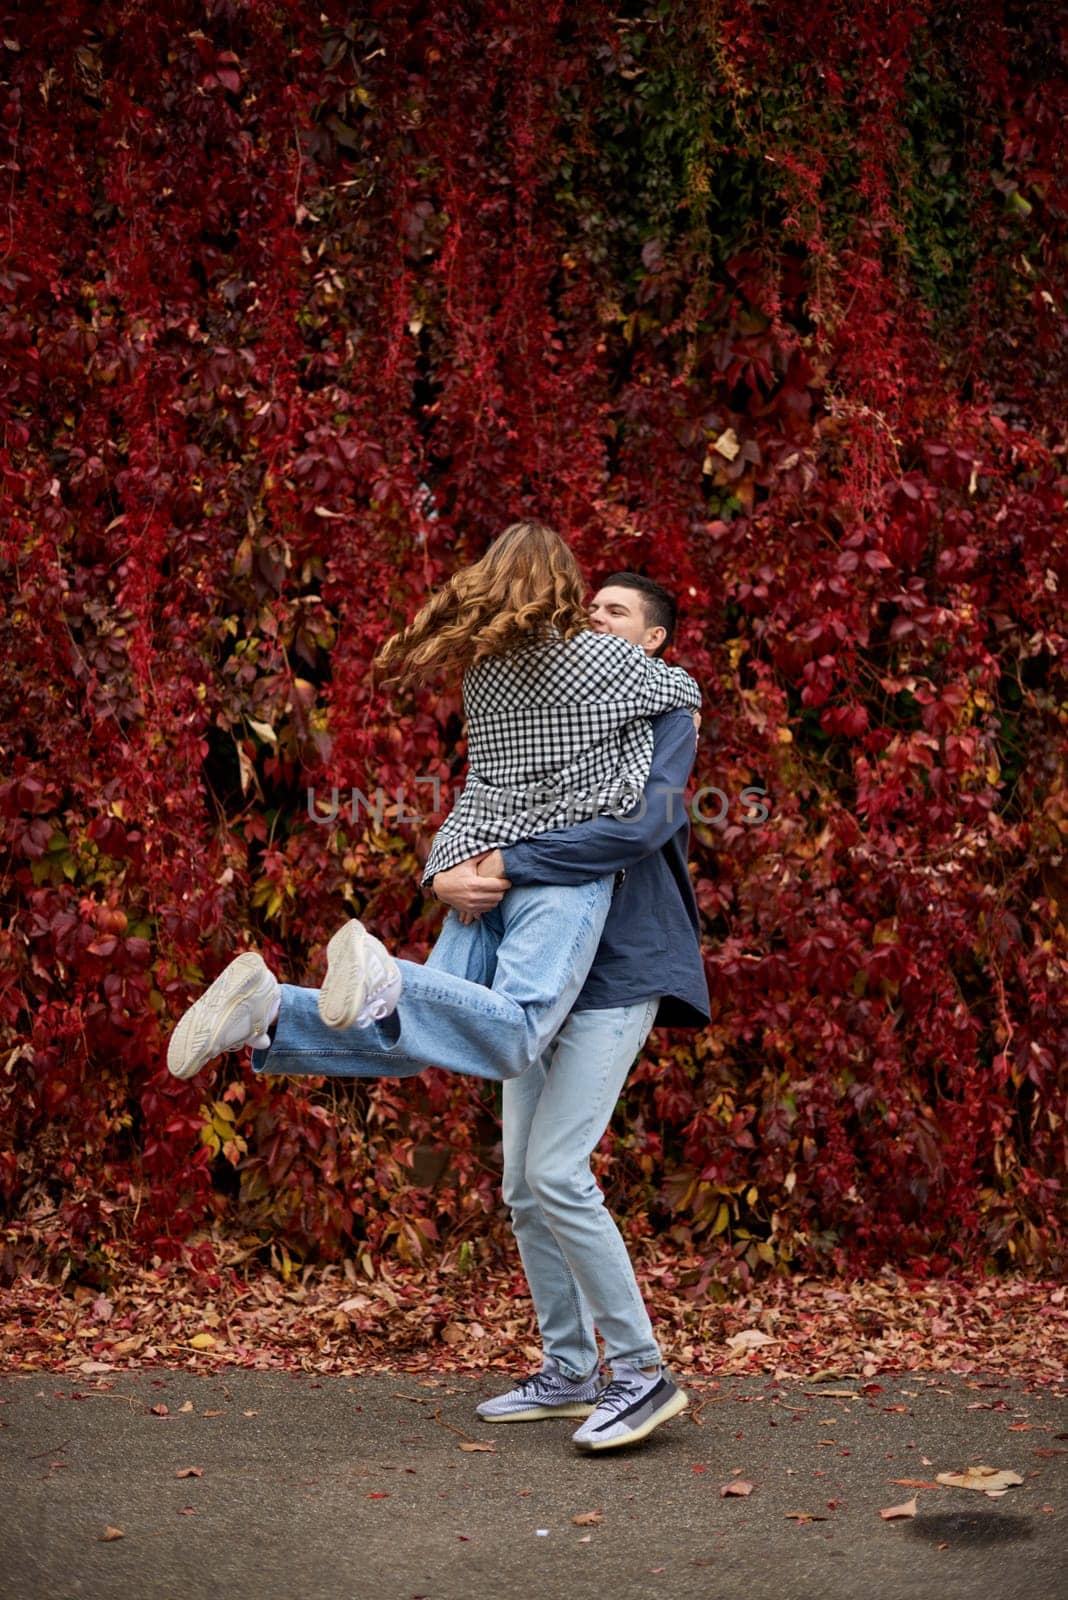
588, 585, 666, 657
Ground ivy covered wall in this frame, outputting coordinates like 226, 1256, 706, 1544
1, 1, 1065, 1285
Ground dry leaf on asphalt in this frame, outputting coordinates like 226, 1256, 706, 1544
571, 1510, 603, 1527
175, 1467, 203, 1478
721, 1480, 754, 1497
98, 1526, 124, 1541
458, 1442, 495, 1453
880, 1497, 919, 1520
936, 1466, 1023, 1496
178, 1401, 194, 1414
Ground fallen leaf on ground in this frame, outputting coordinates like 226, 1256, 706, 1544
786, 1512, 828, 1522
149, 1403, 169, 1417
880, 1497, 918, 1520
721, 1480, 753, 1497
178, 1401, 194, 1414
110, 1337, 144, 1357
936, 1466, 1023, 1496
98, 1526, 124, 1541
188, 1333, 216, 1350
458, 1442, 495, 1453
571, 1510, 603, 1527
726, 1329, 776, 1354
175, 1467, 203, 1479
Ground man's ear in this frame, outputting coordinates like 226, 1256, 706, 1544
644, 626, 667, 656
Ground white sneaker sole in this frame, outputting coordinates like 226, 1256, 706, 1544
574, 1386, 689, 1452
478, 1402, 596, 1423
167, 953, 271, 1080
317, 920, 400, 1030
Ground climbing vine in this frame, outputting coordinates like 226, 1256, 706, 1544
0, 0, 1065, 1290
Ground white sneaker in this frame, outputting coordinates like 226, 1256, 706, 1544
571, 1364, 688, 1451
317, 919, 402, 1030
167, 953, 280, 1080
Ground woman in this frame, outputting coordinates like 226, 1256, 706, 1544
167, 521, 700, 1085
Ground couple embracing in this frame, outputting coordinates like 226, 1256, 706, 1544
169, 521, 710, 1453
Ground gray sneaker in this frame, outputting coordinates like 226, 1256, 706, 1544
571, 1364, 688, 1451
476, 1359, 600, 1423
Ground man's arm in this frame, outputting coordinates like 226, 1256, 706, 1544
431, 855, 511, 920
499, 708, 698, 888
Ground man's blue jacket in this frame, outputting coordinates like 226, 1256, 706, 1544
501, 708, 710, 1029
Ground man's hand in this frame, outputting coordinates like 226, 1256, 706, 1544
432, 853, 511, 924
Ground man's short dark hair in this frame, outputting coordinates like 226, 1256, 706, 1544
598, 571, 677, 648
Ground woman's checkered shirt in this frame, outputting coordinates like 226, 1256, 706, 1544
422, 630, 701, 884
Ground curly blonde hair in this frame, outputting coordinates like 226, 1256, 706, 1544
374, 520, 588, 685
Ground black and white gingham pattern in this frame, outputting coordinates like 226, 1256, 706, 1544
422, 630, 701, 883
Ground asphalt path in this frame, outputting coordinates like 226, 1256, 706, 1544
2, 1368, 1065, 1600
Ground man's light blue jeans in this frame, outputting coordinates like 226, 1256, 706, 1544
502, 997, 662, 1378
254, 877, 613, 1085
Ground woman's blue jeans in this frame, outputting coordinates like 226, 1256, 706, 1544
253, 877, 613, 1085
252, 875, 661, 1372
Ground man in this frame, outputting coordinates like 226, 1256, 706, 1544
432, 573, 709, 1450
